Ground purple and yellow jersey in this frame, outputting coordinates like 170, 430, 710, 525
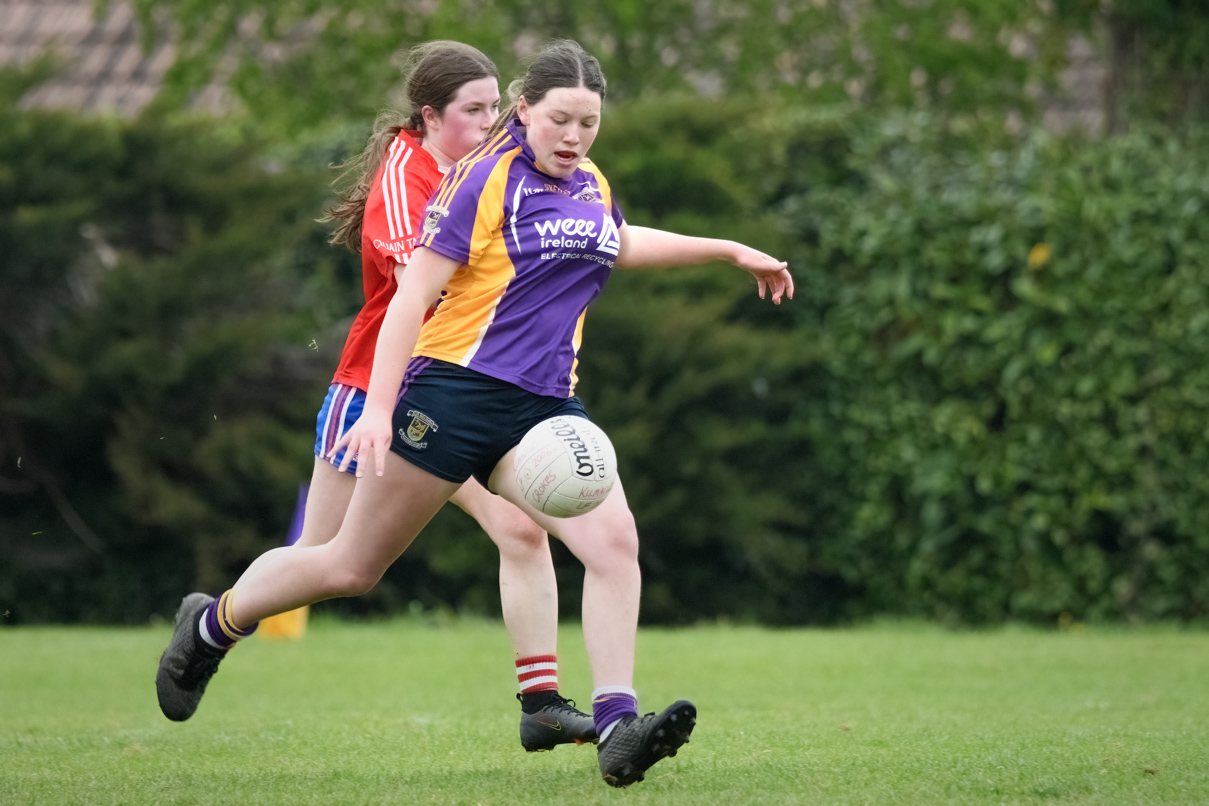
416, 120, 625, 398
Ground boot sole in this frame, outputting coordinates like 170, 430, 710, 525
601, 700, 696, 788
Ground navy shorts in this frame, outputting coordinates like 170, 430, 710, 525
391, 358, 589, 488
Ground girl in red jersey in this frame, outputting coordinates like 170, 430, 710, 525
157, 41, 793, 788
156, 42, 596, 751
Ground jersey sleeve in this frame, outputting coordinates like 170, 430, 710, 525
608, 191, 625, 229
419, 156, 508, 267
362, 137, 431, 275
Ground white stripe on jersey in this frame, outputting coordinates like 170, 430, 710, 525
382, 139, 407, 242
384, 141, 413, 242
509, 177, 525, 253
396, 148, 413, 236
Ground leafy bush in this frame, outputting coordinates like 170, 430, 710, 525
778, 114, 1209, 622
7, 88, 1209, 627
0, 94, 344, 623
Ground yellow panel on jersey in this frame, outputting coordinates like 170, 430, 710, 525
568, 310, 587, 393
416, 120, 626, 398
414, 150, 519, 365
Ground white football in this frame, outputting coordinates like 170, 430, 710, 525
514, 415, 617, 518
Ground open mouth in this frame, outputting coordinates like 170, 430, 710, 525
554, 150, 578, 163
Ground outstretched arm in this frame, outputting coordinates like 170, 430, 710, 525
615, 224, 794, 304
330, 247, 460, 477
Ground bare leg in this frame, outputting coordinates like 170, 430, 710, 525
450, 479, 557, 660
294, 457, 356, 548
289, 457, 559, 663
489, 452, 640, 689
230, 452, 459, 627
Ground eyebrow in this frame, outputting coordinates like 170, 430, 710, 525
549, 108, 599, 121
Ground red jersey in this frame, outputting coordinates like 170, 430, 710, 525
331, 129, 444, 391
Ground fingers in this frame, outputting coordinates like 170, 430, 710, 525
330, 431, 354, 473
757, 267, 794, 305
374, 435, 387, 477
331, 435, 377, 477
745, 258, 793, 305
334, 437, 356, 474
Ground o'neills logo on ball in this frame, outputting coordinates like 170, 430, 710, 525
548, 417, 597, 479
400, 410, 437, 450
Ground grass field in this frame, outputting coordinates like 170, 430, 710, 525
2, 618, 1207, 805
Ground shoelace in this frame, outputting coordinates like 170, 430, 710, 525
180, 653, 222, 690
547, 695, 585, 715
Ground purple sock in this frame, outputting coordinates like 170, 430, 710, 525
592, 687, 638, 742
197, 590, 257, 651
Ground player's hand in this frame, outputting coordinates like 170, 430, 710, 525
730, 244, 793, 304
329, 407, 393, 478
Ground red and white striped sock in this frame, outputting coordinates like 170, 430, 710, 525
516, 654, 559, 695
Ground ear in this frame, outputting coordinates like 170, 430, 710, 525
516, 96, 531, 126
420, 105, 441, 132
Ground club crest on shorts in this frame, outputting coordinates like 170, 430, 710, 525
400, 410, 437, 450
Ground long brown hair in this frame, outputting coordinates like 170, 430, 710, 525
487, 39, 607, 139
322, 41, 498, 252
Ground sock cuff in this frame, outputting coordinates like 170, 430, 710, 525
217, 591, 257, 640
515, 654, 557, 669
517, 655, 558, 693
592, 686, 639, 742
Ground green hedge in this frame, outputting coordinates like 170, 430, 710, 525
6, 95, 1209, 625
0, 97, 339, 622
775, 115, 1209, 622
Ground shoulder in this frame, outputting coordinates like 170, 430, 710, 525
379, 130, 441, 187
434, 133, 525, 208
577, 158, 607, 179
569, 160, 616, 210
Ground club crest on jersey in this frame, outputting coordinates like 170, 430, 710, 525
400, 410, 437, 449
573, 180, 601, 203
423, 205, 449, 236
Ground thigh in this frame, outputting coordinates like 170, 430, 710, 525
487, 445, 636, 559
325, 450, 462, 576
294, 457, 357, 548
450, 475, 545, 541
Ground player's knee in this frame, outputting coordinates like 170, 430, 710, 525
577, 507, 639, 567
491, 512, 548, 555
321, 561, 382, 598
606, 518, 640, 562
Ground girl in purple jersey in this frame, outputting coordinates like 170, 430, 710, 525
156, 41, 596, 751
156, 40, 792, 789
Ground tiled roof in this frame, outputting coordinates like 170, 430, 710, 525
0, 0, 228, 117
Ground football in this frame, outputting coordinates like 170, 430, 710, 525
513, 415, 617, 518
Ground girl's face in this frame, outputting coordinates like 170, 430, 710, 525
517, 87, 602, 179
425, 76, 501, 162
